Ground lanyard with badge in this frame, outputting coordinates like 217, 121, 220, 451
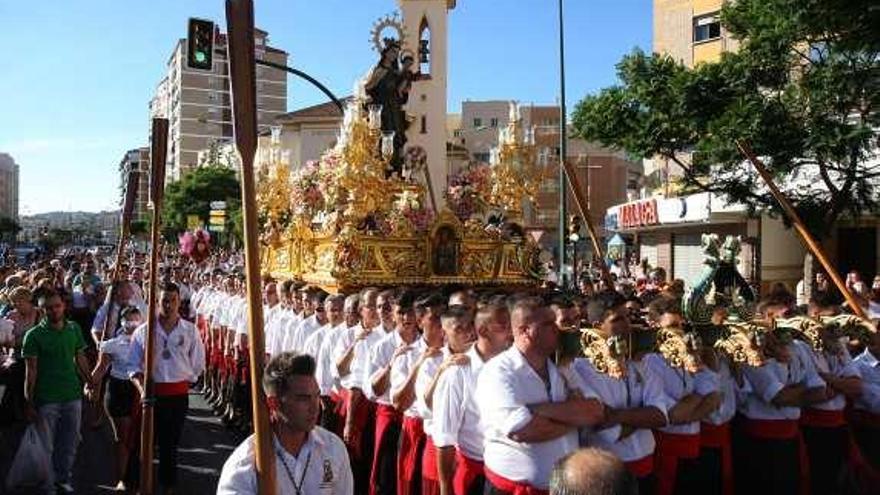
276, 446, 312, 495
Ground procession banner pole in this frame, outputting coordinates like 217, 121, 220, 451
139, 118, 169, 495
225, 1, 276, 493
736, 141, 866, 318
102, 168, 140, 341
561, 158, 614, 288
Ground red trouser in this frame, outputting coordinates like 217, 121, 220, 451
397, 416, 425, 495
453, 450, 484, 495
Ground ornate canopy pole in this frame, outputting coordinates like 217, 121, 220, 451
225, 1, 276, 493
737, 141, 866, 318
139, 118, 168, 495
102, 168, 139, 340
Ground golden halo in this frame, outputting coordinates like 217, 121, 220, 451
371, 13, 406, 53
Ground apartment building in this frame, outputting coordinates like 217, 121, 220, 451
456, 101, 641, 244
150, 28, 288, 183
0, 153, 20, 221
118, 148, 151, 222
653, 0, 739, 68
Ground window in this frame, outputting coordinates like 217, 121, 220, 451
473, 152, 490, 163
693, 14, 721, 42
420, 115, 427, 134
490, 117, 499, 128
473, 118, 483, 128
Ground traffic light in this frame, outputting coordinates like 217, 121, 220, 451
187, 18, 215, 71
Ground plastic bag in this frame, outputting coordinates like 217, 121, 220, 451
5, 420, 54, 491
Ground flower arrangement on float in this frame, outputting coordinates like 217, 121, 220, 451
446, 163, 492, 222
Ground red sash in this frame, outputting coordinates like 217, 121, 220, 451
345, 394, 374, 461
653, 431, 700, 495
453, 450, 484, 495
370, 404, 402, 495
397, 416, 425, 495
743, 418, 809, 495
484, 467, 549, 495
423, 436, 439, 481
155, 381, 189, 396
800, 408, 846, 428
624, 455, 654, 478
700, 422, 733, 495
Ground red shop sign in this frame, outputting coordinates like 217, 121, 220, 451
619, 199, 658, 228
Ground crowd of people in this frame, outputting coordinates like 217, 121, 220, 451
1, 246, 880, 495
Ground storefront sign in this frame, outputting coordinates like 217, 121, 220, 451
618, 199, 658, 229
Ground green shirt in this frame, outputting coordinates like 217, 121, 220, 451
21, 319, 87, 404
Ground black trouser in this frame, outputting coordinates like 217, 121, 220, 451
742, 435, 800, 495
853, 424, 880, 469
637, 474, 657, 495
671, 456, 702, 495
155, 394, 188, 487
694, 447, 723, 494
802, 424, 848, 495
320, 396, 339, 433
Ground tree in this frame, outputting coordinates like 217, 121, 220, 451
163, 165, 242, 246
572, 0, 880, 239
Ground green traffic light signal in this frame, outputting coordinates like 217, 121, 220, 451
195, 51, 207, 63
187, 18, 215, 70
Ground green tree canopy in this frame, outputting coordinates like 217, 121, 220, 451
163, 165, 242, 244
572, 0, 880, 238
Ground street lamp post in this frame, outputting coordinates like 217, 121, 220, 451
557, 0, 568, 287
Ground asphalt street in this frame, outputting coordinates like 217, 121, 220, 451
0, 391, 243, 494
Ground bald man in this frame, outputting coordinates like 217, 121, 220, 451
549, 448, 637, 495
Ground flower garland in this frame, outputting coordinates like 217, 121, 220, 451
445, 163, 492, 221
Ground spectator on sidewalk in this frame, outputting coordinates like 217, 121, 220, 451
22, 290, 91, 494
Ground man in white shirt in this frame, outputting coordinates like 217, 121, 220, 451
217, 352, 353, 494
391, 292, 446, 495
853, 329, 880, 470
333, 287, 384, 492
572, 308, 669, 495
740, 321, 829, 495
282, 286, 316, 353
476, 296, 605, 493
642, 298, 720, 495
286, 289, 328, 354
129, 282, 206, 494
433, 299, 512, 495
363, 289, 420, 495
321, 293, 360, 437
416, 305, 476, 495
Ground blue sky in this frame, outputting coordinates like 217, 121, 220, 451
0, 0, 651, 215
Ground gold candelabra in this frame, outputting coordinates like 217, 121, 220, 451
488, 102, 541, 219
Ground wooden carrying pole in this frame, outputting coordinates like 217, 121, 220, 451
736, 141, 867, 318
140, 118, 169, 495
225, 1, 276, 493
561, 158, 614, 288
102, 169, 140, 340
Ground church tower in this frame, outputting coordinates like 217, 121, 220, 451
397, 0, 455, 209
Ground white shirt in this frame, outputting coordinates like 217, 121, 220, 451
217, 427, 353, 495
288, 315, 323, 354
323, 324, 354, 393
128, 317, 206, 383
416, 347, 451, 437
694, 359, 741, 425
853, 348, 880, 413
100, 332, 137, 380
572, 357, 670, 462
808, 346, 860, 411
348, 326, 386, 392
432, 344, 489, 461
268, 309, 296, 357
642, 353, 700, 435
390, 338, 429, 418
475, 346, 579, 490
741, 340, 826, 420
365, 331, 406, 405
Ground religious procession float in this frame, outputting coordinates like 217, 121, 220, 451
257, 12, 544, 293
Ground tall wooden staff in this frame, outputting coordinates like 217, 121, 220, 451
139, 118, 169, 495
226, 1, 276, 493
561, 159, 614, 288
102, 168, 140, 341
737, 141, 866, 318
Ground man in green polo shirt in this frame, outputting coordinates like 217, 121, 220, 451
22, 290, 91, 494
